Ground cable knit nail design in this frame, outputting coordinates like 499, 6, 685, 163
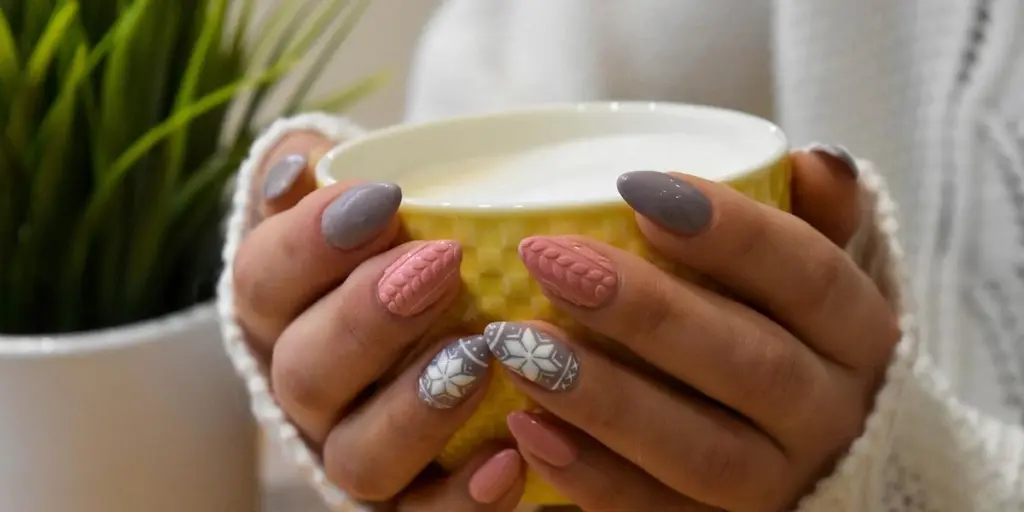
805, 142, 860, 178
519, 236, 618, 308
378, 241, 462, 317
418, 335, 490, 409
484, 322, 580, 392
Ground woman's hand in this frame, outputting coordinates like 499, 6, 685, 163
492, 148, 898, 511
232, 132, 525, 509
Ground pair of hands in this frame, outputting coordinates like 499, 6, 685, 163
233, 130, 899, 511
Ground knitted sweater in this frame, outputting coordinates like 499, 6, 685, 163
217, 1, 1024, 510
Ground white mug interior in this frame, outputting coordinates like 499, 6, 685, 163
316, 102, 788, 212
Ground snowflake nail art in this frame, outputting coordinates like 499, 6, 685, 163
484, 322, 580, 392
418, 335, 491, 409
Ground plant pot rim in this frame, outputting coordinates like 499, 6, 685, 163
0, 303, 216, 359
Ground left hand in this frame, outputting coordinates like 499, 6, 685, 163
486, 148, 900, 511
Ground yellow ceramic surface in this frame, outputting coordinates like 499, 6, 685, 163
317, 103, 791, 505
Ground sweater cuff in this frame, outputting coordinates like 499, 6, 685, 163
217, 113, 371, 512
793, 159, 1024, 511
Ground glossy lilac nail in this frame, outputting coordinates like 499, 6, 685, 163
804, 142, 859, 178
617, 170, 712, 236
262, 153, 308, 200
320, 182, 401, 249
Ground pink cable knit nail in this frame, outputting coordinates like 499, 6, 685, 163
378, 241, 462, 317
518, 236, 618, 308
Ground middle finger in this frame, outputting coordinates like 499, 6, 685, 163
517, 236, 855, 442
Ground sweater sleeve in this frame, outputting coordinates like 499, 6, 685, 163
216, 114, 1024, 512
795, 160, 1024, 512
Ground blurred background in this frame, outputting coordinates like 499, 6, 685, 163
254, 0, 439, 129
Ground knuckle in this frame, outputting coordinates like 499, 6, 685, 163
633, 280, 677, 341
324, 446, 400, 502
231, 238, 271, 316
796, 250, 846, 313
730, 218, 769, 264
688, 429, 754, 495
580, 382, 629, 434
727, 328, 813, 418
271, 341, 333, 416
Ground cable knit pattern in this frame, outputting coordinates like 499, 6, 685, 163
518, 236, 618, 308
218, 115, 1024, 511
377, 240, 462, 317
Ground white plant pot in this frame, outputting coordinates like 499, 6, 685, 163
0, 304, 258, 512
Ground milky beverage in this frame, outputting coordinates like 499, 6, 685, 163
396, 133, 751, 205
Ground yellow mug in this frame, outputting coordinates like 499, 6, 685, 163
316, 102, 791, 505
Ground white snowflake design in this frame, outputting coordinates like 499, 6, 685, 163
485, 322, 580, 391
418, 335, 489, 409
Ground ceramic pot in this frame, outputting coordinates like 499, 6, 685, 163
0, 304, 257, 512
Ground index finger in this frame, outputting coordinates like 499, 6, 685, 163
616, 170, 898, 370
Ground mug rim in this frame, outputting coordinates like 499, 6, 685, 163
316, 101, 788, 214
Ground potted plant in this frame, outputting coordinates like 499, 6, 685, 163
0, 0, 383, 510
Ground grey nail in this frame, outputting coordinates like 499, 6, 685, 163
321, 182, 402, 249
616, 170, 712, 235
484, 322, 580, 392
804, 142, 859, 178
262, 153, 308, 200
418, 335, 491, 409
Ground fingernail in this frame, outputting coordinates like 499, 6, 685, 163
617, 170, 713, 235
804, 142, 859, 178
262, 153, 308, 200
467, 449, 523, 504
519, 236, 618, 308
378, 241, 462, 317
484, 322, 580, 392
321, 182, 402, 249
507, 412, 578, 468
418, 335, 490, 409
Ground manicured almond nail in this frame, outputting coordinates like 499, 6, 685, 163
378, 241, 462, 317
417, 335, 490, 409
617, 170, 712, 235
804, 142, 859, 178
507, 412, 578, 468
468, 449, 523, 504
321, 182, 402, 249
262, 153, 308, 200
519, 236, 617, 308
484, 322, 580, 392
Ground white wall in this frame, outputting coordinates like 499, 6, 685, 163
253, 0, 442, 129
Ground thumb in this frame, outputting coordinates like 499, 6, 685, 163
789, 144, 861, 247
255, 130, 338, 220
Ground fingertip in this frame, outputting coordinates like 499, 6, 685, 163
467, 449, 524, 504
790, 148, 861, 247
256, 131, 337, 218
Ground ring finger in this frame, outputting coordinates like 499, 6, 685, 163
484, 321, 788, 510
322, 334, 495, 501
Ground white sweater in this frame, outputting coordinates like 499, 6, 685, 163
217, 1, 1024, 510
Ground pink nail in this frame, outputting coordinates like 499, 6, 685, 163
377, 241, 462, 317
507, 412, 578, 468
467, 449, 523, 504
518, 236, 618, 308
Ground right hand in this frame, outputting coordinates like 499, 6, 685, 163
232, 131, 525, 510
